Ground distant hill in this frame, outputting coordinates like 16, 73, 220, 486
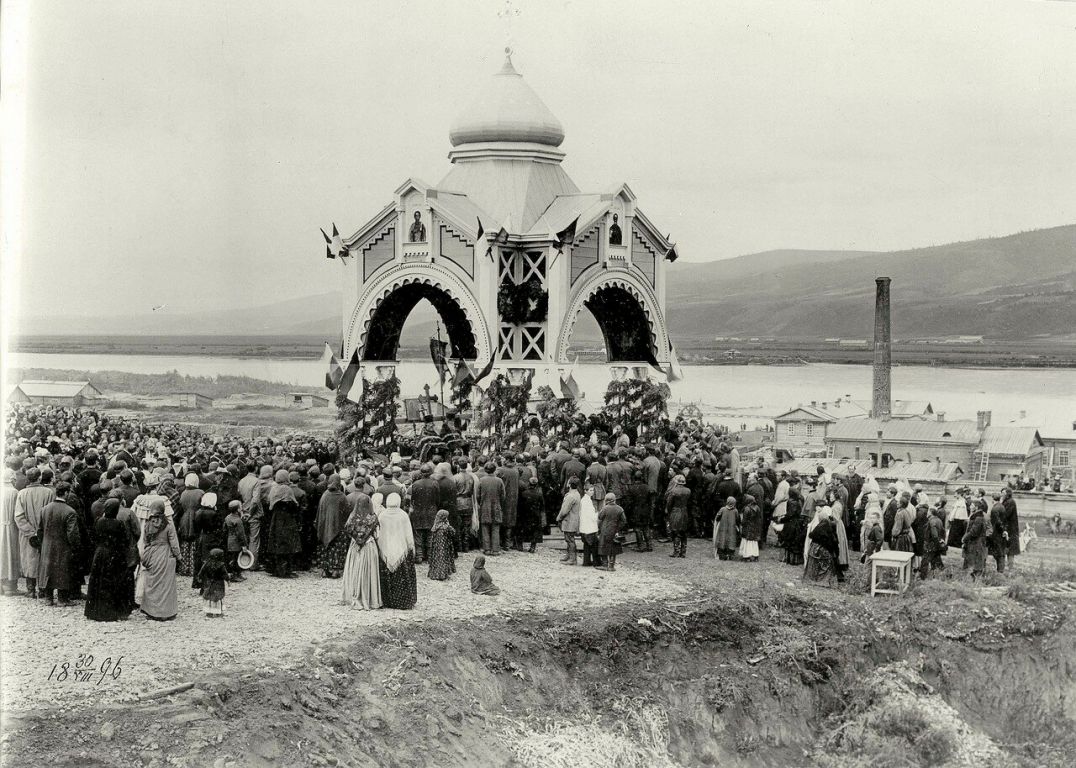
664, 224, 1076, 339
13, 225, 1075, 341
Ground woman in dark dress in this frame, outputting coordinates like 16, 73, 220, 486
804, 508, 839, 584
266, 471, 303, 578
779, 488, 806, 566
84, 500, 131, 622
426, 509, 457, 581
315, 476, 351, 578
377, 493, 417, 609
191, 492, 223, 589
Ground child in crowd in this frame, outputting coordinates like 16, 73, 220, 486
223, 500, 247, 582
196, 548, 228, 618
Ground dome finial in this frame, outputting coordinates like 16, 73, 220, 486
500, 47, 517, 75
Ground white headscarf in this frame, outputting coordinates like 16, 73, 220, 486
376, 492, 414, 572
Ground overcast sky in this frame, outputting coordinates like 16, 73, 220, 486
6, 0, 1076, 317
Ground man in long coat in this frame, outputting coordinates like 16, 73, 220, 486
408, 465, 441, 563
37, 485, 82, 605
1, 469, 21, 595
1001, 489, 1020, 568
495, 456, 521, 551
14, 467, 55, 599
475, 463, 506, 556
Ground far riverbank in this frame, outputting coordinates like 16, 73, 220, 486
9, 334, 1076, 368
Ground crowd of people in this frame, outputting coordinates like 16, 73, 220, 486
1, 403, 1025, 624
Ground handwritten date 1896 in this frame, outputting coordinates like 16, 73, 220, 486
48, 654, 124, 685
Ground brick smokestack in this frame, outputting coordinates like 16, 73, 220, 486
872, 277, 892, 420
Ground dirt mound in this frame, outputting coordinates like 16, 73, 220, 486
4, 586, 1073, 767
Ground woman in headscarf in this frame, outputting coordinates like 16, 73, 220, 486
738, 494, 762, 562
426, 509, 457, 581
315, 475, 351, 579
377, 493, 417, 609
196, 548, 228, 618
712, 496, 739, 561
341, 491, 382, 609
859, 492, 883, 551
804, 507, 839, 584
139, 499, 181, 621
175, 473, 202, 576
469, 554, 500, 595
266, 469, 302, 578
831, 502, 850, 582
84, 499, 131, 622
191, 492, 223, 589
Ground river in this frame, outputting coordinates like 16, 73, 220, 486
8, 351, 1074, 430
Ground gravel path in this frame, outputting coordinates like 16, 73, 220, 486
0, 542, 687, 713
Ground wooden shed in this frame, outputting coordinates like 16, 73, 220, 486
287, 392, 329, 409
11, 380, 102, 407
176, 392, 214, 409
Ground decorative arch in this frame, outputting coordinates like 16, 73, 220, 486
345, 264, 491, 362
556, 271, 669, 364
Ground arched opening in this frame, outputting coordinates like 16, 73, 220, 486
582, 285, 658, 364
363, 283, 478, 361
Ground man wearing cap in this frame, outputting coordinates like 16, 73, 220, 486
495, 455, 521, 551
476, 462, 506, 556
556, 477, 582, 565
518, 476, 545, 553
14, 467, 56, 598
408, 465, 440, 563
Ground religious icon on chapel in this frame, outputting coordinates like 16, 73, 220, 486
409, 210, 427, 242
609, 213, 623, 246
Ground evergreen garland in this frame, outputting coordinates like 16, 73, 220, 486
472, 373, 533, 453
603, 377, 670, 439
334, 376, 401, 458
534, 385, 579, 441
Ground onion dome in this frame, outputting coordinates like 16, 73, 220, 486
449, 49, 565, 148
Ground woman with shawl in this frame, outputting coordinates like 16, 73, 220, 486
860, 492, 883, 551
139, 499, 181, 621
831, 503, 850, 582
266, 469, 302, 578
315, 475, 351, 578
377, 493, 417, 609
84, 499, 131, 622
804, 507, 839, 583
470, 554, 500, 595
712, 496, 739, 561
175, 473, 202, 576
738, 494, 762, 562
341, 492, 382, 609
426, 509, 457, 581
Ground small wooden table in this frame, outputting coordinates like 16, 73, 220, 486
869, 550, 915, 596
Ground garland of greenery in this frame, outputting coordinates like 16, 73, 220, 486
472, 373, 533, 453
335, 376, 400, 457
497, 277, 548, 325
602, 377, 670, 439
534, 384, 579, 441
